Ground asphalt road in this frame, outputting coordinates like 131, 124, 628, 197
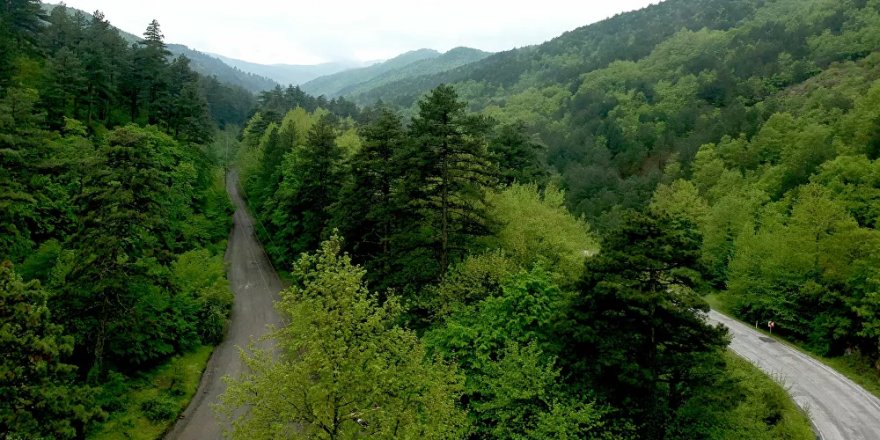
165, 172, 284, 440
709, 310, 880, 440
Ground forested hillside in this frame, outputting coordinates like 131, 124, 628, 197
167, 44, 279, 93
340, 47, 492, 100
0, 2, 244, 438
346, 0, 880, 375
210, 54, 357, 87
300, 47, 491, 98
4, 0, 880, 438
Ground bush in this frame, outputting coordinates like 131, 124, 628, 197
140, 396, 178, 422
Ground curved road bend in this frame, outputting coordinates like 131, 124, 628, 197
709, 311, 880, 440
166, 171, 284, 440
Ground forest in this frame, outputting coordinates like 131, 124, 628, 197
2, 0, 880, 439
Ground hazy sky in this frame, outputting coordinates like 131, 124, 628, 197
60, 0, 659, 65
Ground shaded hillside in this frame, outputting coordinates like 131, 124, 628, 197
339, 47, 491, 99
210, 54, 359, 86
167, 44, 278, 93
300, 48, 441, 97
354, 0, 757, 108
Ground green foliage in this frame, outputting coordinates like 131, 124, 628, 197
489, 122, 549, 186
667, 352, 814, 440
426, 268, 628, 438
424, 250, 520, 318
565, 212, 729, 435
139, 396, 178, 422
487, 183, 598, 286
172, 248, 233, 344
727, 184, 880, 355
332, 108, 405, 284
88, 346, 213, 440
219, 236, 468, 439
267, 115, 346, 263
0, 262, 99, 439
395, 84, 495, 281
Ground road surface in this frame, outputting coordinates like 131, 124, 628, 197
166, 172, 284, 440
709, 310, 880, 440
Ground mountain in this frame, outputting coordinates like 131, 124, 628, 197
349, 0, 757, 108
209, 54, 360, 86
43, 3, 278, 93
167, 45, 278, 93
301, 48, 490, 98
339, 47, 492, 100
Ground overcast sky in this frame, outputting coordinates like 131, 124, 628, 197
59, 0, 659, 65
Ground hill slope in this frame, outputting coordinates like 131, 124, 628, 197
300, 48, 441, 97
209, 54, 359, 86
167, 45, 278, 93
339, 47, 492, 98
300, 47, 491, 98
354, 0, 880, 388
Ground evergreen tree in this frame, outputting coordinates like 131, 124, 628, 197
0, 262, 99, 439
61, 126, 197, 370
0, 0, 44, 84
395, 84, 495, 285
564, 211, 728, 436
138, 19, 171, 124
42, 47, 87, 128
490, 122, 548, 186
80, 11, 126, 125
269, 115, 345, 263
333, 108, 404, 280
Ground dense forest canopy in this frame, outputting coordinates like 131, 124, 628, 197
1, 2, 238, 437
2, 0, 880, 438
334, 0, 880, 369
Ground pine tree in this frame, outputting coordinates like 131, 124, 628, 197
333, 109, 405, 279
138, 19, 171, 124
490, 122, 548, 186
0, 262, 99, 439
61, 126, 195, 370
270, 115, 346, 263
42, 47, 87, 128
0, 0, 45, 84
395, 85, 495, 284
564, 211, 728, 433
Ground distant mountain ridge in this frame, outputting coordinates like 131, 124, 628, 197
208, 54, 364, 87
301, 48, 492, 98
339, 47, 492, 99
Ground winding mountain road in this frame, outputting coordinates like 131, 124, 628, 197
166, 172, 284, 440
709, 311, 880, 440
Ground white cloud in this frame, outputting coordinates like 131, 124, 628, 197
59, 0, 659, 65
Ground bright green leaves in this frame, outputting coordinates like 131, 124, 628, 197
219, 236, 467, 440
487, 183, 598, 286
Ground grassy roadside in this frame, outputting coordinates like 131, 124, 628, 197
719, 351, 815, 439
705, 292, 880, 400
87, 345, 214, 440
